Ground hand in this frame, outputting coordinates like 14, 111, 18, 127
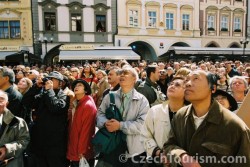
0, 146, 7, 161
105, 119, 120, 132
181, 154, 201, 167
44, 80, 53, 90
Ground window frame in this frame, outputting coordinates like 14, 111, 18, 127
182, 14, 190, 30
129, 9, 139, 27
44, 12, 56, 31
0, 20, 21, 39
71, 13, 82, 32
234, 17, 241, 31
148, 11, 157, 28
96, 14, 106, 32
221, 15, 229, 30
207, 15, 215, 29
166, 13, 174, 30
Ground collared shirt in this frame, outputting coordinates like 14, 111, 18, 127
192, 111, 209, 130
120, 89, 133, 114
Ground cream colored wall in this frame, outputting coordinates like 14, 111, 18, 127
200, 0, 247, 48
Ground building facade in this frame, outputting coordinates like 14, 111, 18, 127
115, 0, 201, 61
35, 0, 117, 64
200, 0, 247, 48
0, 0, 33, 64
115, 0, 248, 61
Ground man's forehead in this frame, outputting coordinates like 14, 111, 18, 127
188, 70, 206, 77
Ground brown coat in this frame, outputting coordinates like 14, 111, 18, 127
163, 100, 250, 167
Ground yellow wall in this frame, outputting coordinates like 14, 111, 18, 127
0, 0, 33, 46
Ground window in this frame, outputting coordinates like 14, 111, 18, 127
0, 20, 20, 39
44, 12, 56, 31
148, 11, 156, 27
71, 14, 82, 31
207, 15, 215, 29
234, 17, 241, 31
129, 10, 138, 27
166, 13, 174, 30
182, 14, 189, 30
96, 15, 106, 32
221, 16, 228, 30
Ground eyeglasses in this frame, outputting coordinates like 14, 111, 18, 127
168, 81, 183, 87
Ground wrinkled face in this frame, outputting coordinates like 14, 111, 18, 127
120, 70, 136, 88
74, 83, 85, 95
108, 70, 119, 85
231, 78, 246, 93
167, 79, 185, 100
0, 96, 7, 114
215, 95, 230, 110
185, 71, 211, 102
17, 78, 28, 89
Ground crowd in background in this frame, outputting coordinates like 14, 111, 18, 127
0, 58, 250, 167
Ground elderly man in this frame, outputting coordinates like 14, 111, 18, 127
163, 70, 250, 167
0, 90, 30, 167
96, 65, 150, 167
0, 68, 23, 118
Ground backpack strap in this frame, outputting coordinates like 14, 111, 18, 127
109, 92, 115, 106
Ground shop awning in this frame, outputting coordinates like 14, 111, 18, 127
0, 51, 17, 60
5, 51, 42, 63
59, 47, 141, 60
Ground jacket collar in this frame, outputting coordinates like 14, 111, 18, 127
185, 99, 222, 125
2, 108, 15, 125
118, 88, 141, 100
145, 78, 158, 88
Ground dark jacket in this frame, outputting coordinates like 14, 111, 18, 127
22, 85, 69, 157
0, 109, 30, 167
163, 100, 250, 167
136, 78, 158, 105
5, 85, 23, 118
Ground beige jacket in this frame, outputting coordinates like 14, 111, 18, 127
141, 101, 171, 156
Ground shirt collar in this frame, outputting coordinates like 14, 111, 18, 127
0, 114, 3, 125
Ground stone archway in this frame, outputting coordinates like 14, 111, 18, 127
128, 41, 157, 61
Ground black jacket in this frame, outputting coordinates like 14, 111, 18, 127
5, 85, 23, 118
22, 85, 69, 156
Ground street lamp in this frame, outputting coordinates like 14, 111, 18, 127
240, 38, 249, 59
38, 37, 53, 54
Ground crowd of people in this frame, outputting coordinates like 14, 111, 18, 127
0, 59, 249, 167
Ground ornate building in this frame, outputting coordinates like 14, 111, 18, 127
115, 0, 248, 61
0, 0, 34, 64
34, 0, 117, 64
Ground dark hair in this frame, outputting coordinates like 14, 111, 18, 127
206, 73, 218, 91
146, 65, 158, 78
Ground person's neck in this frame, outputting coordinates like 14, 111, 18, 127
168, 99, 185, 112
149, 76, 156, 83
121, 86, 133, 94
111, 82, 119, 88
232, 92, 245, 102
0, 83, 12, 91
18, 88, 26, 95
76, 94, 85, 100
191, 98, 211, 117
85, 73, 90, 77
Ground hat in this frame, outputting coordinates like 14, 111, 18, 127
0, 68, 15, 84
47, 71, 64, 81
29, 70, 39, 76
213, 89, 238, 111
71, 79, 91, 95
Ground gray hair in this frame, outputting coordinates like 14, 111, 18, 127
229, 76, 248, 89
0, 90, 8, 102
122, 65, 139, 82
